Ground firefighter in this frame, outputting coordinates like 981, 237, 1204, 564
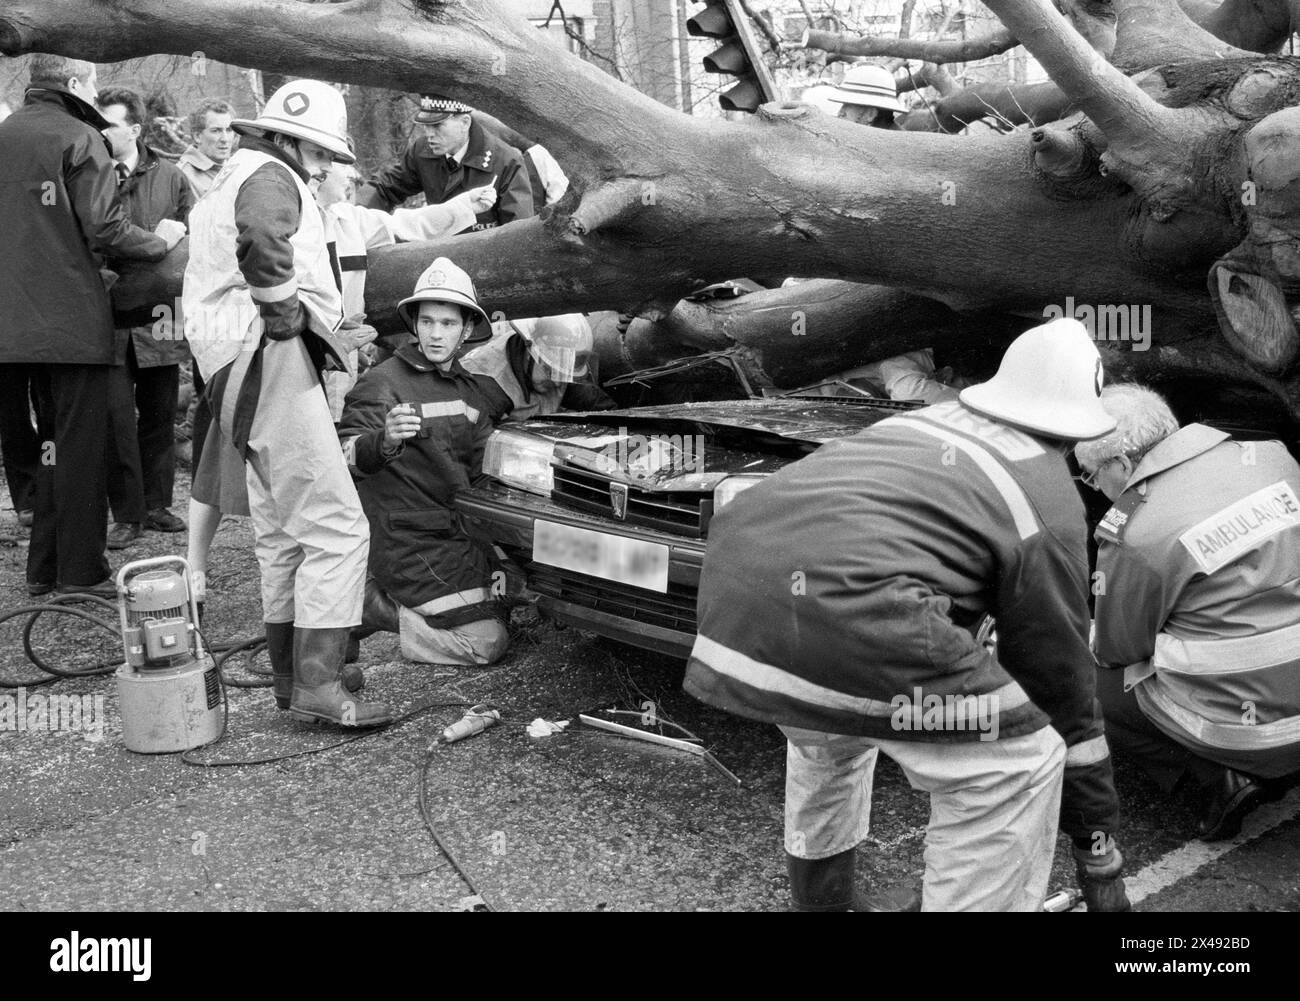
1077, 383, 1300, 840
826, 64, 906, 130
685, 318, 1131, 912
338, 259, 508, 667
184, 79, 390, 728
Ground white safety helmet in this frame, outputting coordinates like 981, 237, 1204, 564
397, 257, 491, 343
959, 318, 1117, 441
826, 64, 906, 114
527, 314, 593, 384
233, 80, 355, 164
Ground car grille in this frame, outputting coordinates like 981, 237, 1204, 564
550, 463, 712, 538
524, 560, 699, 634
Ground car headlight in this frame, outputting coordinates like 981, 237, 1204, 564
713, 474, 767, 510
483, 429, 556, 496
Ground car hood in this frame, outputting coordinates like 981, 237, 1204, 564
507, 397, 919, 490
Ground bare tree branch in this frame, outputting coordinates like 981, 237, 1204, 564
800, 24, 1019, 62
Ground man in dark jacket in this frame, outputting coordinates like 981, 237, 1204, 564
355, 96, 533, 230
0, 55, 184, 596
339, 258, 508, 666
685, 318, 1131, 912
98, 86, 195, 549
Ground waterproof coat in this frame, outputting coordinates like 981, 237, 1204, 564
1093, 424, 1300, 778
0, 86, 168, 365
110, 140, 195, 367
337, 344, 501, 627
684, 400, 1121, 842
184, 136, 348, 455
356, 120, 533, 230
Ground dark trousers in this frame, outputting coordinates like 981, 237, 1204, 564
0, 366, 40, 513
191, 360, 211, 475
22, 363, 111, 588
107, 339, 179, 522
1095, 665, 1224, 794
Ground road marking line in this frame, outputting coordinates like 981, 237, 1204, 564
1126, 787, 1300, 906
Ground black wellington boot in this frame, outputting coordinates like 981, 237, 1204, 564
289, 627, 392, 728
264, 621, 295, 710
787, 849, 922, 912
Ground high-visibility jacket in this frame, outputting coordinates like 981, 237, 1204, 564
684, 400, 1120, 841
1093, 424, 1300, 778
183, 139, 346, 452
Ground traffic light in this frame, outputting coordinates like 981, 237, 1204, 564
687, 0, 778, 113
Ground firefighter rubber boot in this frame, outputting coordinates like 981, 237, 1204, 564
787, 849, 922, 912
1073, 844, 1132, 912
265, 621, 295, 710
361, 578, 400, 634
289, 627, 392, 728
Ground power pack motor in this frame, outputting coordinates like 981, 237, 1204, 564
114, 557, 221, 753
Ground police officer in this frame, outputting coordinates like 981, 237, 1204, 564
356, 95, 533, 230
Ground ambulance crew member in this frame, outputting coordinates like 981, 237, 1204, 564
1079, 384, 1300, 840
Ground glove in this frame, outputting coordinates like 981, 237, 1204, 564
1073, 844, 1132, 912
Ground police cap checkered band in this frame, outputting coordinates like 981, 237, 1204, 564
414, 94, 474, 124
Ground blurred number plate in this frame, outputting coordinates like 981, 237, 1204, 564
533, 519, 669, 593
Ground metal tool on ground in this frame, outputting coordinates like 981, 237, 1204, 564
115, 556, 221, 753
578, 706, 741, 785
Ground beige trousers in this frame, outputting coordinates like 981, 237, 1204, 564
397, 606, 509, 666
780, 724, 1065, 912
244, 338, 368, 628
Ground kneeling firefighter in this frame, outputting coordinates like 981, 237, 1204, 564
685, 318, 1132, 911
338, 258, 509, 666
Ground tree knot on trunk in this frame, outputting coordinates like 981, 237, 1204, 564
757, 102, 817, 122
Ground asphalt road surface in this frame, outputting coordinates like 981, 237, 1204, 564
2, 483, 1297, 915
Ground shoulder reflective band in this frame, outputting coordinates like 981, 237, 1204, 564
878, 416, 1040, 540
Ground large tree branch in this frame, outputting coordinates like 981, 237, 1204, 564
982, 0, 1182, 170
800, 25, 1018, 63
1112, 0, 1255, 70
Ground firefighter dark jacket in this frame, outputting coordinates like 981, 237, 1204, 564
684, 400, 1121, 842
338, 343, 501, 627
0, 86, 168, 366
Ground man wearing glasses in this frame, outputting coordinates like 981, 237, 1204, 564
1076, 384, 1300, 840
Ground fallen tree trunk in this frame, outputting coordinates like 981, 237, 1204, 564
11, 0, 1300, 423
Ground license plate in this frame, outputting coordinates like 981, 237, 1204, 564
533, 519, 669, 593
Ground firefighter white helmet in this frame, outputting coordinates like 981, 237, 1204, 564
826, 64, 906, 114
959, 318, 1117, 441
527, 314, 593, 383
397, 257, 491, 343
233, 80, 355, 164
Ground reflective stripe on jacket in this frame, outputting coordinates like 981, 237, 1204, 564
1093, 425, 1300, 776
